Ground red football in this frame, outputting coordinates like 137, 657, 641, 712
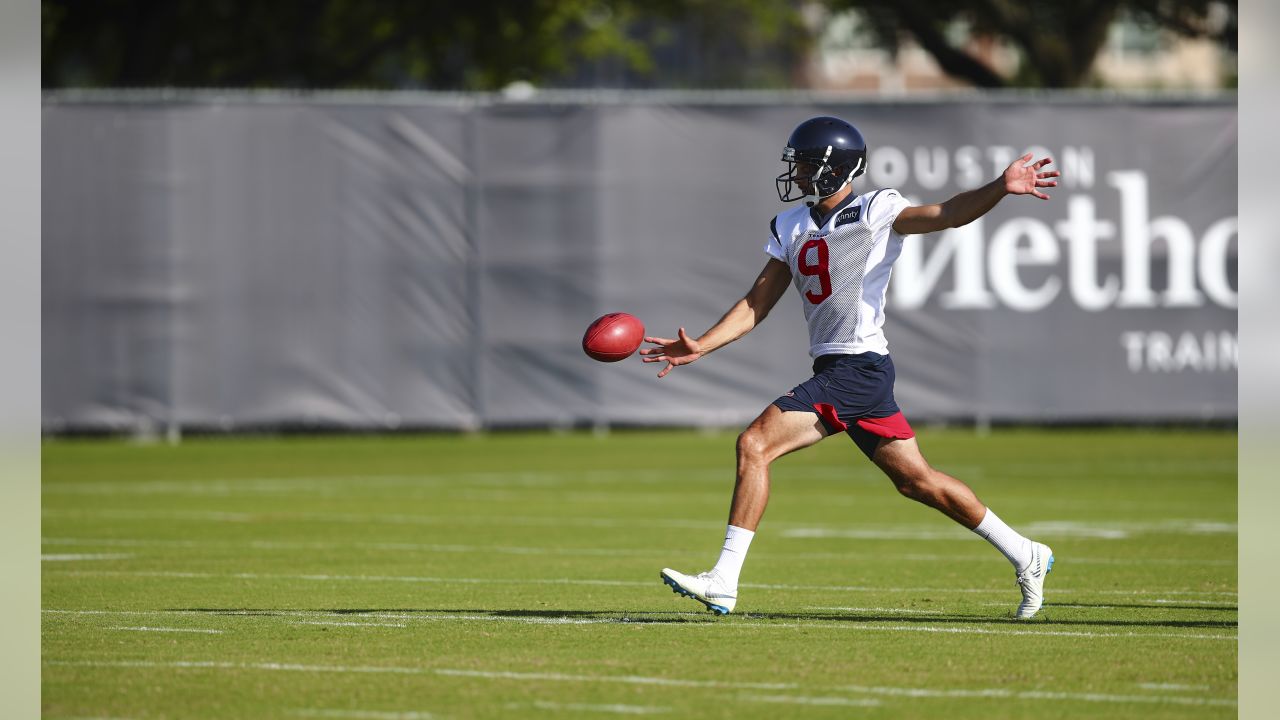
582, 312, 645, 362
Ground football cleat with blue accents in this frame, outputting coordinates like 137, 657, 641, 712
661, 568, 737, 615
1014, 541, 1055, 619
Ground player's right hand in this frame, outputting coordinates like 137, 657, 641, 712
640, 327, 703, 378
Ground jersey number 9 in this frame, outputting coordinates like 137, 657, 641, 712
798, 238, 831, 304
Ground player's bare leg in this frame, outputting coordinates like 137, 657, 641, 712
662, 405, 827, 614
872, 436, 1054, 618
871, 436, 986, 528
729, 405, 829, 531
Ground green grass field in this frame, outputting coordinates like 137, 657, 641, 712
42, 428, 1237, 719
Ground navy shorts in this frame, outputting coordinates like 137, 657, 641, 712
772, 353, 915, 459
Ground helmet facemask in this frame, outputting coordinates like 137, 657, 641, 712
776, 145, 865, 207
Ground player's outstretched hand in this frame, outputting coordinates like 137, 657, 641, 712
639, 327, 703, 378
1004, 153, 1060, 200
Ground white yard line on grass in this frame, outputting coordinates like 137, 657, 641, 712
38, 459, 1235, 497
39, 537, 1235, 567
42, 536, 686, 559
106, 626, 224, 634
994, 601, 1238, 609
42, 554, 134, 562
44, 608, 1236, 642
514, 701, 670, 715
46, 609, 625, 627
43, 509, 256, 523
1137, 683, 1212, 691
42, 660, 1235, 708
783, 520, 1236, 541
774, 623, 1238, 642
291, 710, 436, 720
45, 570, 649, 587
41, 509, 1237, 539
40, 508, 720, 530
44, 570, 1237, 599
803, 606, 945, 614
43, 473, 573, 496
741, 694, 880, 707
837, 684, 1236, 708
45, 660, 799, 691
294, 621, 408, 628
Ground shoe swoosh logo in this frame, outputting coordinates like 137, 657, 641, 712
706, 592, 736, 599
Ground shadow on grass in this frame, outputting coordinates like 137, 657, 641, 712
174, 606, 1237, 630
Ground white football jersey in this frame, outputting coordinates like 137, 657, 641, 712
765, 188, 911, 357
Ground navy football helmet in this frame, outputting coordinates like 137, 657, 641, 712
775, 116, 867, 206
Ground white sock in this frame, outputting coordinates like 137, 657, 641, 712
972, 508, 1034, 572
711, 525, 755, 588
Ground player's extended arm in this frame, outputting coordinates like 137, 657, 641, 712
640, 258, 791, 379
892, 153, 1060, 236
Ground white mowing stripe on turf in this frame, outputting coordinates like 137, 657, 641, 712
803, 606, 944, 614
43, 609, 1236, 641
107, 626, 224, 634
990, 600, 1237, 609
1138, 682, 1212, 691
40, 468, 712, 496
514, 701, 671, 715
44, 660, 799, 691
38, 536, 1236, 567
44, 609, 628, 626
41, 536, 682, 559
39, 508, 1239, 538
46, 570, 649, 587
42, 509, 256, 523
40, 508, 722, 530
741, 694, 880, 707
759, 622, 1237, 642
291, 710, 435, 720
294, 621, 408, 628
783, 519, 1236, 541
43, 570, 1237, 599
892, 553, 1233, 567
42, 554, 134, 562
42, 472, 574, 496
837, 684, 1236, 708
373, 614, 1237, 642
42, 660, 1235, 707
37, 458, 1235, 497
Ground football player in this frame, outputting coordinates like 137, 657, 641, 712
642, 116, 1060, 618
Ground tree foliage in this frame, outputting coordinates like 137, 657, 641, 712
826, 0, 1237, 88
41, 0, 1235, 90
41, 0, 806, 90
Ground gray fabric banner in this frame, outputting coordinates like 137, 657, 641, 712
42, 94, 1237, 431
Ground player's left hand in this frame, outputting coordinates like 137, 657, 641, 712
1003, 153, 1060, 200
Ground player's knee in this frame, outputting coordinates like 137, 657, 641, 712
736, 429, 769, 465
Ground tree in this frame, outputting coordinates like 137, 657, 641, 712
823, 0, 1237, 88
41, 0, 807, 90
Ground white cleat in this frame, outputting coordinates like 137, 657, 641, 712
660, 568, 737, 615
1015, 541, 1055, 619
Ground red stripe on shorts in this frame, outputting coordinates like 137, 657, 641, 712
811, 403, 849, 432
854, 411, 915, 439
